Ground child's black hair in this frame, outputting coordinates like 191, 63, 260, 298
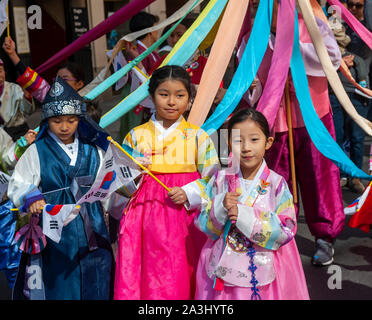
130, 11, 159, 40
84, 100, 102, 124
227, 108, 271, 140
148, 65, 192, 98
57, 62, 85, 83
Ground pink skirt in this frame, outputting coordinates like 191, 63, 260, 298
195, 238, 310, 300
114, 172, 207, 300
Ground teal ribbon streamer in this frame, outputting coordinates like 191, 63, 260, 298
85, 0, 201, 101
99, 0, 228, 128
290, 11, 372, 180
201, 0, 273, 134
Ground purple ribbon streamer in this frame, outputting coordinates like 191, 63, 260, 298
14, 215, 46, 254
35, 0, 156, 74
327, 0, 372, 50
256, 0, 295, 130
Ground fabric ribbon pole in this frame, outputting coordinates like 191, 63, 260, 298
99, 0, 228, 128
284, 78, 298, 204
107, 137, 170, 192
188, 0, 250, 127
297, 0, 372, 136
35, 0, 156, 74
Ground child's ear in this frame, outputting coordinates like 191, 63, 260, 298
76, 80, 84, 90
265, 137, 274, 150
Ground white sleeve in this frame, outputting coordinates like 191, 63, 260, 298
8, 144, 41, 208
0, 129, 16, 172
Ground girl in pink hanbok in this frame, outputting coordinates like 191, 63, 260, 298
114, 65, 219, 300
195, 109, 309, 300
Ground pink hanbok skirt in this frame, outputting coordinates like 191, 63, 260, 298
195, 238, 310, 300
114, 172, 207, 300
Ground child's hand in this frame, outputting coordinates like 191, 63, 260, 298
228, 206, 239, 224
2, 37, 16, 56
223, 192, 240, 210
24, 129, 38, 145
28, 199, 46, 215
124, 40, 139, 58
343, 54, 354, 67
249, 78, 258, 90
135, 156, 151, 169
168, 187, 188, 205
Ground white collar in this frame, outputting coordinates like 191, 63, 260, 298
239, 160, 266, 204
48, 130, 79, 166
151, 113, 183, 141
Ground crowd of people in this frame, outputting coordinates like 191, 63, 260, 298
0, 0, 371, 300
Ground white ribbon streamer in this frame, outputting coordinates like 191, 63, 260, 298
120, 0, 204, 42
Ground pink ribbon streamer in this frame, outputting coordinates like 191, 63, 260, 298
35, 0, 156, 74
256, 0, 295, 129
327, 0, 372, 50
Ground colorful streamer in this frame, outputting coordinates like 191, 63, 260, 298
256, 0, 295, 129
290, 9, 371, 180
85, 0, 201, 101
188, 0, 250, 127
201, 0, 274, 133
120, 0, 205, 42
35, 0, 156, 74
99, 0, 228, 129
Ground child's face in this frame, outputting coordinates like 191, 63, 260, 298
168, 24, 187, 48
57, 68, 84, 91
48, 115, 79, 144
0, 66, 5, 86
153, 79, 190, 128
229, 119, 274, 179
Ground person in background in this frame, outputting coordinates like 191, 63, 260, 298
0, 57, 34, 141
118, 11, 161, 143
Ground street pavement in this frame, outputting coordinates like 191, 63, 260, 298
0, 96, 371, 300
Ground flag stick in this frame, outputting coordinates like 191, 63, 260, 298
11, 205, 80, 212
6, 3, 9, 37
284, 78, 298, 203
107, 136, 171, 192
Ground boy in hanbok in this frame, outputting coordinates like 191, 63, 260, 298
114, 65, 220, 300
195, 109, 309, 300
7, 78, 114, 300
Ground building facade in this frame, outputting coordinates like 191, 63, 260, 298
3, 0, 201, 84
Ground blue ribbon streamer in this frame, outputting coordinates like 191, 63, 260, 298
99, 0, 228, 129
201, 0, 274, 134
290, 11, 371, 180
